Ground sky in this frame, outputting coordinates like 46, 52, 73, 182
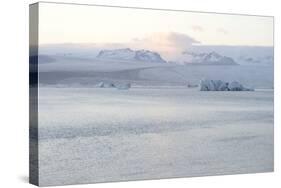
38, 2, 274, 58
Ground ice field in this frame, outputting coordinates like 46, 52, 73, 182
37, 87, 273, 186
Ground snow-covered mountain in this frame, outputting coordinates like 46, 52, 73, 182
96, 48, 166, 63
180, 51, 238, 65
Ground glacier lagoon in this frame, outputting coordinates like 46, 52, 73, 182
37, 87, 273, 186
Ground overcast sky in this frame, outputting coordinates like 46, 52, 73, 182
38, 2, 273, 58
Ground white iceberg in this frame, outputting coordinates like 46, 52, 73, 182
96, 82, 104, 88
199, 80, 228, 91
228, 81, 244, 91
96, 82, 115, 88
96, 81, 131, 90
199, 79, 254, 91
103, 82, 115, 88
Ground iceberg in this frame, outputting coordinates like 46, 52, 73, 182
228, 81, 244, 91
96, 82, 115, 88
199, 79, 254, 91
96, 82, 131, 90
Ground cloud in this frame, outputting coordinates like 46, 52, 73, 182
191, 25, 204, 32
217, 28, 228, 35
130, 32, 200, 59
167, 32, 200, 47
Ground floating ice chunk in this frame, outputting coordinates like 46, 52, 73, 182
199, 80, 210, 91
103, 82, 115, 88
228, 81, 244, 91
116, 83, 131, 90
96, 81, 131, 89
96, 82, 115, 88
96, 82, 104, 88
199, 79, 254, 91
199, 79, 229, 91
228, 81, 254, 91
217, 81, 229, 91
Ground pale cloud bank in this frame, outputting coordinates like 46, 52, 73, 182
129, 32, 200, 59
